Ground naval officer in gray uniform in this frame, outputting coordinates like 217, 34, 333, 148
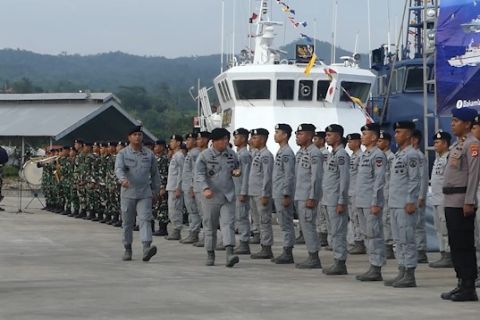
441, 108, 479, 302
248, 128, 275, 259
429, 131, 453, 268
377, 131, 396, 259
115, 126, 161, 262
384, 121, 420, 288
180, 133, 201, 244
294, 124, 323, 269
271, 124, 296, 264
354, 123, 387, 281
195, 128, 240, 267
412, 129, 429, 264
232, 128, 252, 255
166, 134, 185, 240
322, 124, 350, 275
313, 131, 329, 247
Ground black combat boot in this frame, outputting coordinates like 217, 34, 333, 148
206, 251, 215, 266
249, 233, 261, 244
323, 259, 348, 275
250, 245, 274, 259
441, 279, 462, 300
349, 241, 366, 254
153, 222, 168, 236
319, 232, 329, 247
429, 252, 453, 268
384, 266, 406, 286
385, 244, 395, 260
180, 231, 199, 244
272, 247, 294, 264
450, 279, 478, 302
356, 265, 383, 281
417, 250, 429, 264
92, 212, 102, 222
165, 229, 181, 240
142, 242, 157, 262
76, 209, 86, 219
295, 251, 321, 269
234, 241, 251, 255
225, 246, 239, 268
392, 267, 416, 288
122, 245, 132, 261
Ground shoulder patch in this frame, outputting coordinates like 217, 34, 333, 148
338, 156, 346, 165
470, 144, 479, 157
283, 156, 290, 162
375, 157, 384, 167
262, 156, 270, 164
409, 158, 417, 168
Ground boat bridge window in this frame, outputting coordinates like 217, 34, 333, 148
298, 80, 314, 101
221, 80, 232, 101
217, 83, 227, 103
277, 80, 295, 100
390, 70, 398, 94
404, 67, 426, 92
233, 80, 271, 100
317, 80, 330, 101
340, 81, 371, 102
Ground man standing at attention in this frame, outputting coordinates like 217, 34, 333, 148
165, 135, 185, 241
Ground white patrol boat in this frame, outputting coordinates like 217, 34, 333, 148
448, 39, 480, 68
462, 14, 480, 33
197, 0, 375, 152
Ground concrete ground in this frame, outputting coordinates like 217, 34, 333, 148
0, 194, 479, 320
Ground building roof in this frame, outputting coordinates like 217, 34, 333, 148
0, 93, 156, 142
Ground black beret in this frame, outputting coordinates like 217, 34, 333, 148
296, 123, 316, 133
70, 146, 76, 151
315, 131, 326, 139
144, 141, 154, 146
275, 124, 292, 135
452, 107, 477, 122
251, 128, 269, 136
180, 143, 187, 150
74, 139, 84, 144
197, 131, 211, 139
379, 131, 391, 141
432, 130, 451, 142
210, 128, 230, 141
325, 124, 344, 136
185, 132, 196, 139
63, 145, 71, 149
346, 133, 361, 140
85, 142, 93, 147
412, 129, 422, 139
155, 139, 167, 146
393, 121, 415, 130
170, 134, 184, 142
361, 123, 381, 133
128, 125, 142, 135
233, 128, 249, 137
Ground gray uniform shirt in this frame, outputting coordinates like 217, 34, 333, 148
355, 146, 386, 208
383, 149, 395, 203
233, 146, 251, 196
430, 152, 449, 206
166, 150, 185, 192
248, 147, 274, 197
416, 149, 429, 200
272, 144, 296, 199
294, 144, 323, 201
115, 145, 161, 199
348, 150, 362, 197
181, 148, 200, 192
322, 145, 350, 206
195, 146, 239, 203
443, 133, 480, 207
388, 145, 420, 208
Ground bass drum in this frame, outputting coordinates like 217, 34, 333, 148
21, 160, 43, 187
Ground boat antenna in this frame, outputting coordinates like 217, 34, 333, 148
331, 0, 338, 64
232, 0, 236, 67
367, 0, 372, 68
220, 0, 225, 73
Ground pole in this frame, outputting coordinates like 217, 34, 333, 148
221, 0, 225, 73
367, 0, 372, 68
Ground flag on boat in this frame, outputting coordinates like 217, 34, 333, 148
304, 53, 317, 75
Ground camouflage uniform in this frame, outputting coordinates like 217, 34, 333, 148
105, 153, 119, 223
153, 153, 169, 224
74, 153, 88, 215
42, 162, 55, 209
57, 156, 70, 212
86, 153, 104, 219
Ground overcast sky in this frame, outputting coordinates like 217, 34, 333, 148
0, 0, 405, 58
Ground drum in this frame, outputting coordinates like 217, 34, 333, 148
21, 160, 43, 187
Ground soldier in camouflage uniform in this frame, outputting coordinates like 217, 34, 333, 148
80, 143, 93, 219
41, 149, 54, 210
58, 146, 74, 215
0, 163, 4, 212
67, 147, 79, 217
52, 148, 65, 213
153, 140, 169, 236
112, 142, 126, 227
96, 142, 109, 223
104, 142, 118, 225
87, 142, 104, 221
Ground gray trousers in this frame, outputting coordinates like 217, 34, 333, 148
382, 201, 394, 245
296, 201, 320, 253
357, 207, 386, 267
249, 197, 260, 234
184, 192, 202, 233
274, 198, 295, 248
391, 208, 418, 268
235, 196, 251, 242
325, 206, 348, 261
121, 197, 153, 246
316, 204, 328, 234
476, 208, 480, 262
168, 191, 184, 231
250, 196, 273, 246
415, 204, 427, 251
348, 196, 363, 243
201, 197, 236, 251
433, 205, 450, 253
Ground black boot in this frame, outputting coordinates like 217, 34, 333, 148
384, 266, 406, 286
356, 265, 383, 281
114, 219, 123, 227
272, 247, 294, 264
234, 241, 251, 255
133, 225, 140, 231
92, 212, 101, 222
429, 252, 453, 268
153, 222, 168, 236
206, 251, 215, 266
76, 209, 86, 219
142, 243, 157, 262
323, 259, 348, 275
385, 244, 395, 260
249, 233, 260, 244
250, 245, 274, 259
450, 279, 479, 302
165, 229, 181, 240
417, 250, 429, 264
441, 279, 462, 300
295, 251, 321, 269
122, 245, 132, 261
225, 246, 239, 268
393, 267, 416, 288
180, 231, 199, 244
349, 241, 366, 254
319, 232, 328, 247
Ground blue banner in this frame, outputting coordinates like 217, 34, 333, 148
437, 0, 480, 114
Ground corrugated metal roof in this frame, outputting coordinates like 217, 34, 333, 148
0, 92, 119, 103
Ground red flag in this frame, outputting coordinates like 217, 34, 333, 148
249, 12, 258, 23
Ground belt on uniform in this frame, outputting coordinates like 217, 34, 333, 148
442, 187, 467, 195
